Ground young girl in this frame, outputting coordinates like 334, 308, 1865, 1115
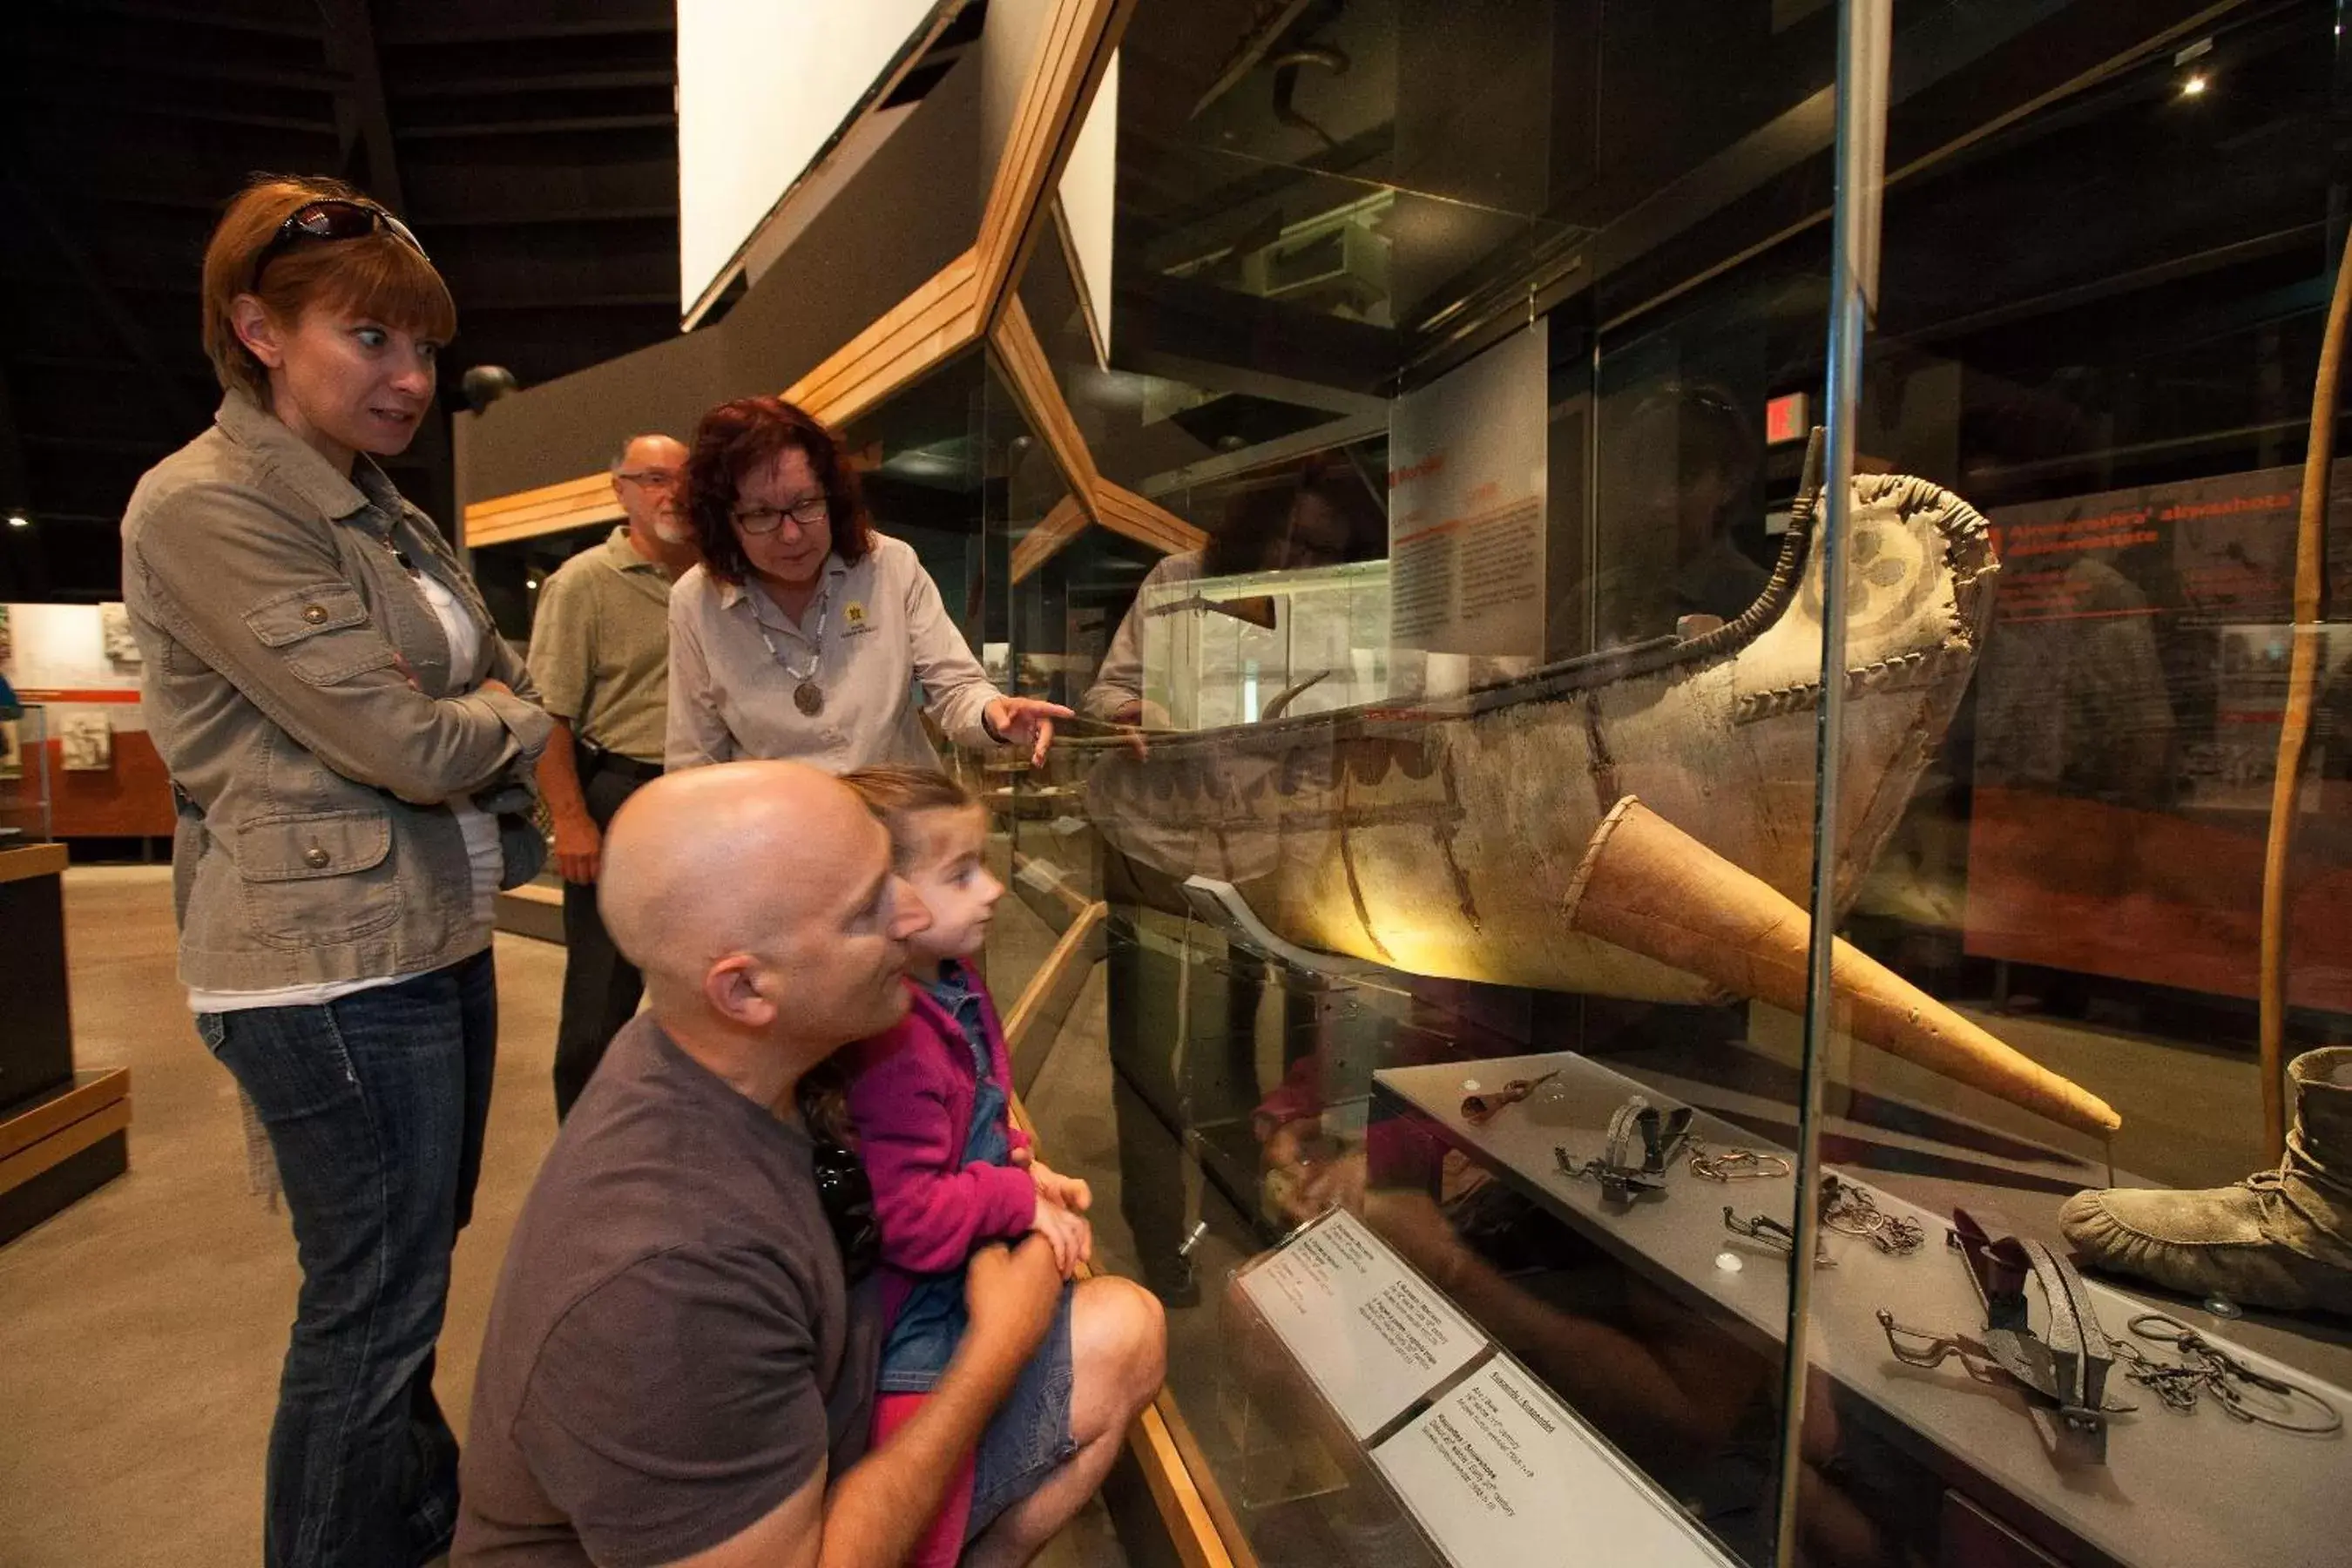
840, 764, 1094, 1566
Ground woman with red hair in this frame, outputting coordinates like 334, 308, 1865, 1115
121, 173, 550, 1567
665, 395, 1066, 773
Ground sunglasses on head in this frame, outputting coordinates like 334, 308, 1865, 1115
253, 199, 430, 286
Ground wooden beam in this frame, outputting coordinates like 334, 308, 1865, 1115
0, 1069, 132, 1185
0, 1067, 127, 1160
1010, 494, 1093, 583
463, 472, 624, 549
3, 175, 206, 431
468, 471, 617, 521
379, 15, 674, 47
990, 284, 1205, 580
973, 0, 1136, 328
16, 44, 348, 95
396, 114, 676, 142
0, 1098, 129, 1194
458, 0, 1141, 537
317, 0, 406, 212
996, 948, 1250, 1568
1148, 1388, 1259, 1568
1049, 193, 1111, 370
783, 249, 986, 429
1009, 476, 1206, 584
1094, 480, 1206, 556
462, 234, 986, 541
1001, 900, 1107, 1042
992, 294, 1098, 497
80, 1, 325, 38
395, 70, 674, 98
1134, 1398, 1248, 1568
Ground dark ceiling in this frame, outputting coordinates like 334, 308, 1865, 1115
0, 0, 683, 602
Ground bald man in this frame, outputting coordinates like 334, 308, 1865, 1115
455, 761, 1166, 1568
531, 432, 700, 1118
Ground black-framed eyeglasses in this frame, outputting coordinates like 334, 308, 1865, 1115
733, 497, 830, 535
616, 468, 684, 490
811, 1137, 879, 1286
253, 199, 431, 285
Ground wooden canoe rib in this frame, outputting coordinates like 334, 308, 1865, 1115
1080, 467, 2119, 1133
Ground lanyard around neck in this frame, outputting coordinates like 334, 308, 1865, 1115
753, 579, 830, 683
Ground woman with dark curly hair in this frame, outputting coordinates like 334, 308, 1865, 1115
664, 395, 1066, 773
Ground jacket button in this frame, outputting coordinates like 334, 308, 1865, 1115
303, 846, 331, 868
302, 604, 328, 625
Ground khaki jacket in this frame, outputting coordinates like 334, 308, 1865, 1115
122, 392, 552, 991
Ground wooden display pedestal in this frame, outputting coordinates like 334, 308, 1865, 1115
0, 842, 131, 1244
2, 1069, 132, 1246
494, 880, 565, 944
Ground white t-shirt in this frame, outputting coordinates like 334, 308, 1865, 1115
188, 566, 505, 1014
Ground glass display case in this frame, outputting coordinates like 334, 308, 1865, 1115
448, 2, 2352, 1563
1128, 557, 1392, 729
941, 3, 2352, 1567
0, 703, 52, 845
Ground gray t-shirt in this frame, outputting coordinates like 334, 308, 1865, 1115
454, 1015, 880, 1568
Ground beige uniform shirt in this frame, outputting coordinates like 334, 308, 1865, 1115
1079, 551, 1202, 720
665, 533, 1002, 773
527, 526, 678, 763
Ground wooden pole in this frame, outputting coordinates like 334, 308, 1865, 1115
2260, 234, 2352, 1156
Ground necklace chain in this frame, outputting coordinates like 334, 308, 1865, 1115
754, 580, 830, 684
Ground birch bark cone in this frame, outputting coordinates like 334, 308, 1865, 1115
1565, 796, 2121, 1135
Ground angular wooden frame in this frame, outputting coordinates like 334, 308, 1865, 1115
460, 8, 1250, 1563
461, 0, 1150, 555
993, 293, 1206, 578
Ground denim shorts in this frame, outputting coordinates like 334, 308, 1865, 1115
965, 1280, 1078, 1542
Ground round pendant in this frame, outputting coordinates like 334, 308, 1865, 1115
794, 679, 825, 717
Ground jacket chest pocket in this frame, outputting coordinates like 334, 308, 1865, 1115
235, 808, 402, 949
245, 584, 397, 687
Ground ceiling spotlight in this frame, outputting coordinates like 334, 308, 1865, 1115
525, 577, 541, 590
5, 511, 28, 529
2181, 72, 2208, 97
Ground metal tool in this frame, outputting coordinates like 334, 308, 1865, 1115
1463, 1069, 1560, 1125
2114, 1314, 2342, 1436
1689, 1144, 1794, 1183
1875, 1208, 2132, 1464
1723, 1205, 1834, 1266
1821, 1174, 1926, 1256
1557, 1095, 1694, 1203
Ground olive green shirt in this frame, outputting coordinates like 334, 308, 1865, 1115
527, 527, 678, 763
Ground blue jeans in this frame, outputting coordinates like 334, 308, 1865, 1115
196, 950, 497, 1568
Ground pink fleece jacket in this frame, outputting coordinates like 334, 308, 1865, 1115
845, 973, 1035, 1328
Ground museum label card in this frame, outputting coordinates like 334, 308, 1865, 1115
1233, 1207, 1487, 1438
1372, 1359, 1734, 1568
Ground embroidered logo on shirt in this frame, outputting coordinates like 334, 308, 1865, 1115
842, 600, 870, 634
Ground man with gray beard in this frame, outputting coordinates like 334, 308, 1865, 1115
529, 432, 699, 1116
